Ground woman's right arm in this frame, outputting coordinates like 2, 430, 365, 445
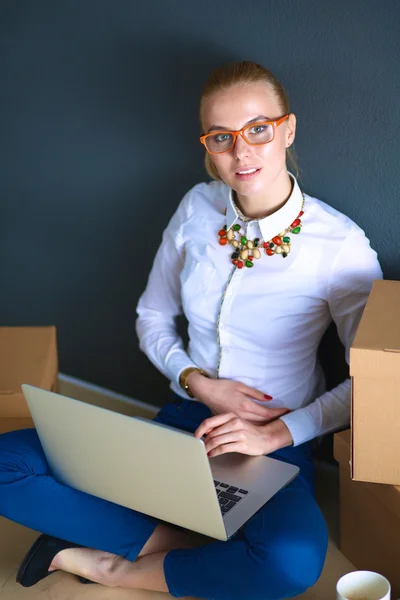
136, 192, 198, 387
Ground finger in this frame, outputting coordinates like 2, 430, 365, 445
240, 385, 273, 403
205, 417, 244, 441
209, 443, 247, 457
238, 412, 270, 423
205, 432, 245, 456
242, 401, 280, 417
194, 413, 236, 438
209, 442, 247, 457
245, 402, 292, 418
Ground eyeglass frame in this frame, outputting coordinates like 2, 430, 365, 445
199, 114, 290, 155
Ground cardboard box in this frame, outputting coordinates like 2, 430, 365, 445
0, 418, 35, 435
350, 279, 400, 485
0, 327, 58, 418
334, 429, 400, 598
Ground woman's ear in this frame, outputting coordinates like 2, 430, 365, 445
286, 113, 297, 148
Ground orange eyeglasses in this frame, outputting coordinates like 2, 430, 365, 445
200, 114, 289, 155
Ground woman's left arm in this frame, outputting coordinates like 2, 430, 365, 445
278, 227, 383, 448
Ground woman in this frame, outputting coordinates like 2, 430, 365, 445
0, 61, 382, 599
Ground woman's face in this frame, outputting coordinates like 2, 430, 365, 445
200, 82, 296, 198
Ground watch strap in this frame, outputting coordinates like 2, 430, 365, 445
179, 367, 209, 398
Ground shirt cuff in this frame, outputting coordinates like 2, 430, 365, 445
280, 407, 319, 447
165, 349, 198, 387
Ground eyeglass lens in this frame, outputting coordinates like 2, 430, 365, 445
205, 123, 274, 153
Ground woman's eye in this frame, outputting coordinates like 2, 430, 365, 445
250, 125, 266, 134
214, 133, 231, 143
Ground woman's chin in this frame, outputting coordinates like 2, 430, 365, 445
232, 180, 265, 198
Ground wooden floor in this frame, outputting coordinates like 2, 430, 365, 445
0, 379, 356, 599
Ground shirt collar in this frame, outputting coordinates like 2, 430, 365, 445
225, 174, 303, 241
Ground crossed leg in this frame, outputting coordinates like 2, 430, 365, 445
50, 522, 207, 591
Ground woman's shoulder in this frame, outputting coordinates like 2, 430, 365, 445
304, 192, 366, 239
181, 180, 228, 213
166, 180, 227, 237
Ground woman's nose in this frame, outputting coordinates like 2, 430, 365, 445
232, 134, 251, 161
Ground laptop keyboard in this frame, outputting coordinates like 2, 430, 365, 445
214, 480, 249, 517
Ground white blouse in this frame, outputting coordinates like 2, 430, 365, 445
136, 175, 383, 446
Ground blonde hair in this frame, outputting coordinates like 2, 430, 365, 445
199, 60, 299, 180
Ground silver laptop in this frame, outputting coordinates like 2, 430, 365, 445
22, 384, 299, 541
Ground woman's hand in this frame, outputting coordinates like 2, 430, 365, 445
194, 413, 294, 457
187, 372, 290, 424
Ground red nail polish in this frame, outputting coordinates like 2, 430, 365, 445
264, 394, 273, 400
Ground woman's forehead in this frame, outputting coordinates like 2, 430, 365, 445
201, 82, 280, 130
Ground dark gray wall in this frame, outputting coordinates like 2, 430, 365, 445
1, 1, 399, 405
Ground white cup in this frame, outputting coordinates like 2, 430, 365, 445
337, 570, 391, 600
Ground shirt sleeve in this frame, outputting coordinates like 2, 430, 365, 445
280, 227, 383, 446
135, 190, 198, 385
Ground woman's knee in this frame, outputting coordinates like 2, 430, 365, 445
241, 488, 328, 598
276, 526, 328, 593
0, 429, 49, 482
245, 529, 328, 599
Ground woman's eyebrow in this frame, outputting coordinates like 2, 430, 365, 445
207, 115, 271, 133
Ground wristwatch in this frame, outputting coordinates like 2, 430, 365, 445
179, 367, 209, 398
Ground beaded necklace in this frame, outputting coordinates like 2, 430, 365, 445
218, 193, 305, 268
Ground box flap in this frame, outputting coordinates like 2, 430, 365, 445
350, 280, 400, 378
0, 327, 56, 394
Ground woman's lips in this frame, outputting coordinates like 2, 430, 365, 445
234, 168, 262, 181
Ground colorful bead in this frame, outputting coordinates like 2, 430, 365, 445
218, 198, 304, 266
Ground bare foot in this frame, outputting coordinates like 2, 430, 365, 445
48, 523, 208, 586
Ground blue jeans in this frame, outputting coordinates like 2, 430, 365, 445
0, 397, 328, 600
